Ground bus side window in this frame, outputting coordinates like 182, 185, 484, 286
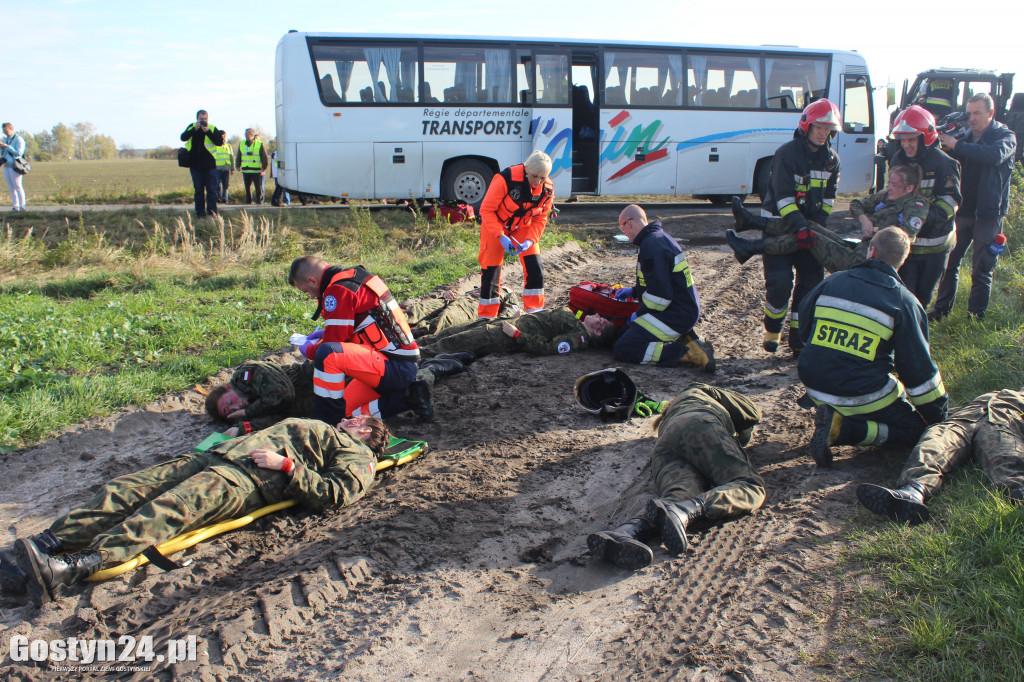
320, 74, 342, 104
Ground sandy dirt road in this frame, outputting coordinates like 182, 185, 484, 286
1, 205, 889, 680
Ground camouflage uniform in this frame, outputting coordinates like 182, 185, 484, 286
229, 360, 315, 432
404, 289, 520, 337
418, 306, 592, 359
897, 388, 1024, 496
761, 192, 931, 273
47, 418, 376, 569
643, 383, 765, 520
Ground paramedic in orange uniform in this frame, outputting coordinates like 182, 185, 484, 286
478, 150, 555, 317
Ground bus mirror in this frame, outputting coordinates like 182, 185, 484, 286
886, 84, 895, 108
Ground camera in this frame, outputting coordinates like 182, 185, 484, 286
937, 111, 969, 141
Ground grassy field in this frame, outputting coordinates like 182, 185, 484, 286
1, 158, 223, 205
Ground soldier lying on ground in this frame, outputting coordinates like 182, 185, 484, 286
404, 288, 520, 337
726, 165, 930, 276
205, 354, 473, 431
417, 306, 618, 359
587, 383, 765, 570
1, 417, 388, 605
856, 388, 1024, 525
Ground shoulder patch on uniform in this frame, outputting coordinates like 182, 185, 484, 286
910, 217, 923, 229
324, 295, 337, 312
914, 200, 925, 207
557, 341, 571, 354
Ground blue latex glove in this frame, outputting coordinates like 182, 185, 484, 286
499, 235, 519, 255
629, 311, 638, 323
299, 338, 316, 356
307, 328, 324, 341
614, 287, 634, 301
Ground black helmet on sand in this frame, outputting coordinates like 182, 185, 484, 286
574, 368, 638, 422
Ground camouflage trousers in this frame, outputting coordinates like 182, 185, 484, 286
417, 319, 517, 359
405, 289, 520, 338
763, 218, 868, 274
49, 452, 284, 568
898, 389, 1024, 496
645, 403, 766, 521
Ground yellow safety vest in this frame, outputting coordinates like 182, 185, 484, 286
211, 143, 233, 169
184, 123, 220, 155
239, 139, 264, 172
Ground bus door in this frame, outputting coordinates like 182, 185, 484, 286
836, 73, 874, 193
528, 50, 573, 198
571, 52, 600, 194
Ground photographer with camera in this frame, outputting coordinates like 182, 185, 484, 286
180, 109, 226, 218
931, 94, 1017, 321
0, 122, 27, 212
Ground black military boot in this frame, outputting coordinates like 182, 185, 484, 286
810, 404, 837, 467
429, 351, 476, 367
0, 530, 63, 596
726, 229, 765, 265
419, 356, 468, 381
731, 196, 768, 230
1007, 486, 1024, 505
856, 481, 930, 525
405, 380, 434, 422
647, 497, 707, 555
587, 518, 656, 570
15, 538, 102, 606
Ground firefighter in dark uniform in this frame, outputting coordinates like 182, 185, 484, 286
587, 383, 765, 570
289, 256, 423, 424
8, 416, 387, 604
798, 228, 948, 467
857, 387, 1024, 525
889, 105, 962, 307
919, 78, 954, 121
613, 204, 715, 371
418, 307, 618, 359
478, 151, 555, 317
727, 165, 930, 274
758, 98, 842, 355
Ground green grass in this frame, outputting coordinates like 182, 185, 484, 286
850, 167, 1024, 681
0, 204, 582, 452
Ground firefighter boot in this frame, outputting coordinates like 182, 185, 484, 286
15, 538, 101, 606
418, 356, 468, 382
856, 481, 930, 525
725, 230, 765, 265
0, 530, 63, 596
680, 335, 716, 373
763, 331, 781, 353
810, 404, 841, 467
405, 380, 434, 422
647, 497, 707, 555
731, 196, 768, 231
429, 351, 476, 367
587, 518, 656, 571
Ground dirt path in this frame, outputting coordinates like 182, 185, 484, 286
1, 206, 885, 680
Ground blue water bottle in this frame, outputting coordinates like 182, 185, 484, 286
989, 234, 1007, 256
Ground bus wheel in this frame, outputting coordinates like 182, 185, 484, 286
754, 160, 772, 202
442, 160, 492, 205
708, 195, 735, 206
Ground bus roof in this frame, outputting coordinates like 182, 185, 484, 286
280, 31, 866, 60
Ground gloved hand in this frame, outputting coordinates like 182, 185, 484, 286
614, 287, 634, 301
796, 228, 817, 249
299, 338, 317, 356
307, 328, 324, 342
499, 235, 520, 255
629, 311, 638, 323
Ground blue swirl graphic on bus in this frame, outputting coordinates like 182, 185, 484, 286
675, 128, 791, 152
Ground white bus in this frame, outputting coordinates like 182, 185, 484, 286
274, 32, 876, 204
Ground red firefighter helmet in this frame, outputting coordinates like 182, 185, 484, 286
798, 98, 842, 137
891, 104, 939, 146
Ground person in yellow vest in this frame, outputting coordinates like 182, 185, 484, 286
236, 128, 269, 205
180, 109, 226, 217
212, 132, 235, 204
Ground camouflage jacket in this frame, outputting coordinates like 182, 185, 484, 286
229, 360, 315, 431
510, 306, 591, 355
659, 383, 763, 441
849, 191, 931, 240
209, 418, 376, 510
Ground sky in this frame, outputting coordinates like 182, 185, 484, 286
9, 0, 1023, 150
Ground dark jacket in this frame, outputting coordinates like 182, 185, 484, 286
797, 260, 947, 424
631, 221, 701, 341
180, 123, 226, 171
891, 145, 961, 252
762, 135, 840, 230
950, 120, 1016, 219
